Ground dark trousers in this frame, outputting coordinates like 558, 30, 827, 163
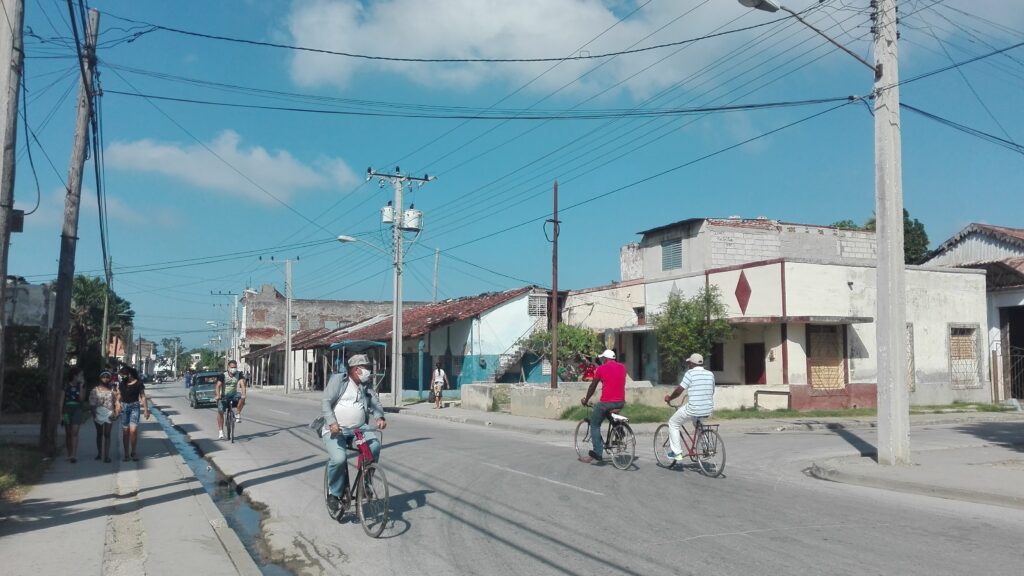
590, 401, 624, 458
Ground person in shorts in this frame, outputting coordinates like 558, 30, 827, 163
118, 366, 150, 462
432, 362, 449, 409
215, 360, 247, 440
61, 367, 90, 463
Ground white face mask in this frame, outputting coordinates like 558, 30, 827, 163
354, 367, 372, 384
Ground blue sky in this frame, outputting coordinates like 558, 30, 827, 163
12, 0, 1024, 349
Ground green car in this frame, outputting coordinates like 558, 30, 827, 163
187, 371, 221, 408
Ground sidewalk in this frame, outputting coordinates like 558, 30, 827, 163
810, 442, 1024, 510
0, 418, 260, 576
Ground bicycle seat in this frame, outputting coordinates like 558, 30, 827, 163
610, 412, 629, 422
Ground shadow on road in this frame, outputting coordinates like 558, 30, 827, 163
826, 425, 877, 459
953, 422, 1024, 452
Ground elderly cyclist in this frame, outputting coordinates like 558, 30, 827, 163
321, 354, 387, 513
664, 353, 716, 462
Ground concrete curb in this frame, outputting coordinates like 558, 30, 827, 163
807, 461, 1024, 510
149, 406, 262, 576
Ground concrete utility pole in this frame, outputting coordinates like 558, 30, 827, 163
285, 258, 292, 395
547, 181, 560, 390
0, 0, 24, 422
41, 9, 98, 455
873, 0, 909, 466
211, 290, 239, 362
367, 167, 434, 406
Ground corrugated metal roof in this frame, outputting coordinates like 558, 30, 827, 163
932, 223, 1024, 257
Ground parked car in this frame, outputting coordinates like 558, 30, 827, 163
188, 371, 221, 409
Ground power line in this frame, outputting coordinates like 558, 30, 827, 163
101, 10, 793, 64
100, 89, 850, 120
900, 102, 1024, 156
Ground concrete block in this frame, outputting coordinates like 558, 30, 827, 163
462, 384, 495, 412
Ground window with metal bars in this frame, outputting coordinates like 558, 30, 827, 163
661, 238, 682, 271
528, 294, 548, 317
949, 325, 980, 388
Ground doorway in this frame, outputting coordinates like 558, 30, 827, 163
744, 343, 766, 384
1002, 306, 1024, 400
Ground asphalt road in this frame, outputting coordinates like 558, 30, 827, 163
147, 381, 1024, 576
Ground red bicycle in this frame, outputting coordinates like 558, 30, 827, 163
653, 405, 725, 477
322, 426, 390, 537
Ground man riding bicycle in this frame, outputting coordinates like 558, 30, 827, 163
321, 354, 387, 513
578, 349, 626, 464
663, 353, 715, 462
215, 360, 247, 441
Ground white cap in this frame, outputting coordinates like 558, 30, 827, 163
347, 354, 371, 368
598, 349, 615, 360
686, 353, 704, 365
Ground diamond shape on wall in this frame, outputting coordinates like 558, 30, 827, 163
735, 271, 752, 314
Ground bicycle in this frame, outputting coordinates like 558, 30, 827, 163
221, 396, 240, 444
574, 404, 636, 470
653, 404, 725, 477
322, 426, 390, 538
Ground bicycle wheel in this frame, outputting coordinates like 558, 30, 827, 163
573, 420, 592, 459
653, 424, 675, 468
695, 429, 726, 477
226, 410, 234, 443
357, 463, 390, 538
608, 423, 635, 470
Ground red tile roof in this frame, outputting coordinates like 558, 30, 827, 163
337, 287, 535, 342
973, 224, 1024, 244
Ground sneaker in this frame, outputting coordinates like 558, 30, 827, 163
666, 450, 685, 462
235, 414, 241, 423
327, 495, 341, 513
218, 431, 225, 440
588, 450, 604, 462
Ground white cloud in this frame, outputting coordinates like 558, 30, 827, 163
285, 0, 1024, 100
285, 0, 753, 99
105, 130, 358, 203
16, 187, 177, 231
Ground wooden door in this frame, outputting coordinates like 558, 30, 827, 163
744, 343, 766, 385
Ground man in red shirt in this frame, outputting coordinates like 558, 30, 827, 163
579, 349, 626, 463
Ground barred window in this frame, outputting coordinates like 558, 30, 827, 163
528, 294, 548, 317
661, 238, 682, 271
949, 325, 980, 388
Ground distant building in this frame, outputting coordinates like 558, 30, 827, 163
924, 223, 1024, 403
239, 283, 398, 364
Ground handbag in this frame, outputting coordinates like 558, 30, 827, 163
428, 389, 436, 403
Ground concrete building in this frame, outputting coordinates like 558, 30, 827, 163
565, 217, 991, 410
239, 283, 396, 364
924, 223, 1024, 402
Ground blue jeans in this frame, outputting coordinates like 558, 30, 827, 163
323, 424, 380, 498
120, 402, 141, 428
590, 401, 624, 458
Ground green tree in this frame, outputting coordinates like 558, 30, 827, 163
517, 323, 602, 381
652, 286, 732, 384
193, 348, 221, 371
830, 219, 862, 230
864, 209, 931, 264
160, 337, 184, 374
70, 276, 133, 377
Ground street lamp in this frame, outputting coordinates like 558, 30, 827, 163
740, 0, 908, 465
337, 234, 402, 406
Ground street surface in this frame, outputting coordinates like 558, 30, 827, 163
146, 382, 1024, 576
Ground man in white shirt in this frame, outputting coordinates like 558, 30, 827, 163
663, 353, 715, 462
321, 354, 387, 513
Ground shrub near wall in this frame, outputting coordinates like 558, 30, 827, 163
2, 368, 47, 413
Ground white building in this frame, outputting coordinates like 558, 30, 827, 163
565, 217, 991, 410
924, 223, 1024, 402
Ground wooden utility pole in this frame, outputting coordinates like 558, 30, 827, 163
41, 9, 98, 455
547, 182, 560, 389
0, 0, 25, 421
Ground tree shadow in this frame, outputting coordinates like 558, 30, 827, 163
953, 422, 1024, 452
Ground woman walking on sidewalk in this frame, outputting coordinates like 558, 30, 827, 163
118, 366, 150, 461
61, 367, 90, 463
89, 370, 120, 463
